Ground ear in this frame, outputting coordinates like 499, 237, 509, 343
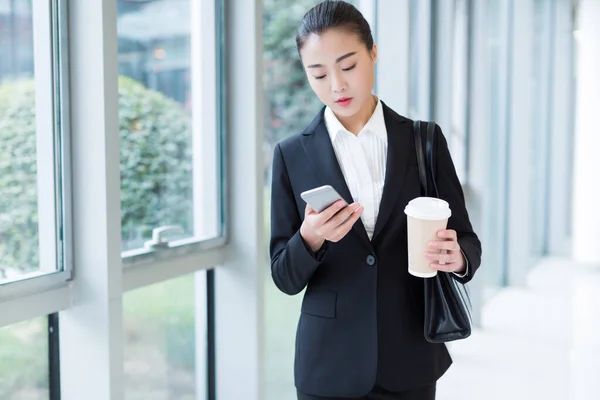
371, 43, 378, 64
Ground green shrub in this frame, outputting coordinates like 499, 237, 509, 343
0, 76, 193, 271
118, 76, 193, 250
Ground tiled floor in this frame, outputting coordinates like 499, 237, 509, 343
438, 258, 600, 400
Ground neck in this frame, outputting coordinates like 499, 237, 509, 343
337, 95, 378, 135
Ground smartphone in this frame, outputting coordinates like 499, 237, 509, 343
300, 185, 345, 213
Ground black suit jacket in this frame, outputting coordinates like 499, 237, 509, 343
269, 102, 482, 397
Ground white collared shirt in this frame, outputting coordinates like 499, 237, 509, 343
324, 99, 469, 277
324, 98, 387, 240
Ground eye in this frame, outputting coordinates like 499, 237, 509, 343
314, 75, 326, 80
342, 64, 356, 72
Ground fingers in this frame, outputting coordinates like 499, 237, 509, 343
328, 204, 363, 241
429, 262, 459, 273
426, 250, 455, 264
317, 200, 347, 222
328, 202, 360, 226
426, 246, 465, 273
305, 204, 316, 217
428, 239, 460, 252
437, 229, 457, 241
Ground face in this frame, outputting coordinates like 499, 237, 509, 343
299, 28, 377, 119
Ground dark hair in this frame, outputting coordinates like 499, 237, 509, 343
295, 0, 374, 57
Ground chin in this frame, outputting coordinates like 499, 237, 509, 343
331, 102, 360, 117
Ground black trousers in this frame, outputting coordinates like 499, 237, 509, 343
297, 383, 436, 400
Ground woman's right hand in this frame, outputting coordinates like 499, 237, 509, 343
300, 200, 364, 252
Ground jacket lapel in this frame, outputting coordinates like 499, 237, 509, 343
300, 108, 371, 246
371, 102, 412, 242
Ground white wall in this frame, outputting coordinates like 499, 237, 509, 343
573, 0, 600, 264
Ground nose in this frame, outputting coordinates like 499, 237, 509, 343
331, 70, 347, 93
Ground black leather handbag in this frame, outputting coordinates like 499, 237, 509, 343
412, 120, 472, 343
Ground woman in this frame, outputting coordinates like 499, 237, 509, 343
269, 1, 482, 399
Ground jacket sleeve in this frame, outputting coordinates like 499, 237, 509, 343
434, 125, 482, 284
269, 143, 329, 295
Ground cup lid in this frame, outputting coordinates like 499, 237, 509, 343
404, 197, 451, 220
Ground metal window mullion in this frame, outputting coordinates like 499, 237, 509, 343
32, 0, 58, 276
191, 0, 219, 243
56, 0, 73, 280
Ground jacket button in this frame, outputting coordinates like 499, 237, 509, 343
366, 255, 376, 266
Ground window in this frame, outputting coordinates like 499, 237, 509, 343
530, 0, 553, 261
124, 272, 207, 400
449, 0, 470, 184
117, 0, 223, 259
0, 0, 70, 288
262, 1, 360, 399
483, 0, 510, 295
408, 0, 432, 120
0, 316, 50, 399
263, 1, 324, 396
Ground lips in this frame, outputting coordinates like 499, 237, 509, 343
335, 97, 353, 107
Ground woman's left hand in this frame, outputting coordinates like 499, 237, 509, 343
426, 229, 466, 274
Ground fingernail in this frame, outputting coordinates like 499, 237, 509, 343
353, 204, 361, 211
438, 231, 445, 237
429, 241, 437, 247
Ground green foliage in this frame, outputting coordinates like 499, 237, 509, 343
123, 274, 196, 371
0, 77, 193, 272
0, 80, 40, 272
263, 0, 325, 148
118, 76, 193, 250
0, 318, 48, 398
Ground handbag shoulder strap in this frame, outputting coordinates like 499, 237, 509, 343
412, 121, 428, 196
412, 120, 439, 198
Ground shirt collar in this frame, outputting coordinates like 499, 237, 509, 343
324, 97, 387, 142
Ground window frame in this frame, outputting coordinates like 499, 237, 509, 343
0, 0, 72, 304
118, 0, 228, 270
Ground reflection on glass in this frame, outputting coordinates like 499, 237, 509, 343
118, 0, 200, 252
483, 0, 509, 297
0, 0, 54, 283
408, 0, 421, 119
262, 1, 356, 399
124, 273, 203, 400
530, 0, 552, 261
450, 0, 469, 183
0, 317, 49, 399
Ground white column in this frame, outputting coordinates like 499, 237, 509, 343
431, 0, 454, 133
417, 0, 432, 119
359, 0, 377, 40
463, 0, 490, 327
59, 0, 124, 399
573, 0, 600, 265
506, 0, 534, 286
548, 0, 575, 256
215, 0, 265, 399
375, 0, 410, 114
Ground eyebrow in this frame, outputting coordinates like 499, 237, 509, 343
306, 51, 357, 68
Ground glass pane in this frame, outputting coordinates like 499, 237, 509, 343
408, 0, 421, 118
530, 0, 552, 262
483, 0, 509, 297
124, 273, 205, 400
117, 0, 219, 253
0, 317, 49, 399
450, 0, 469, 183
0, 0, 60, 283
262, 1, 356, 399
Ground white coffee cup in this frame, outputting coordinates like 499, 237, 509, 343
404, 197, 452, 278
